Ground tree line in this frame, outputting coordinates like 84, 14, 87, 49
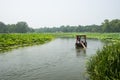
0, 19, 120, 33
35, 24, 101, 33
0, 21, 34, 33
35, 19, 120, 33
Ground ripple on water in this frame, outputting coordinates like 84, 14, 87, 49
0, 38, 104, 80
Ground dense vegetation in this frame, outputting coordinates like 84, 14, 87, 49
0, 19, 120, 33
35, 19, 120, 33
0, 21, 34, 33
51, 33, 120, 42
0, 33, 54, 52
87, 43, 120, 80
35, 24, 101, 33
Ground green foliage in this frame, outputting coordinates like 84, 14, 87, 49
102, 19, 120, 32
0, 19, 120, 33
0, 33, 54, 52
50, 33, 120, 42
87, 43, 120, 80
0, 22, 7, 33
35, 19, 120, 33
35, 25, 101, 33
0, 21, 34, 33
15, 22, 30, 33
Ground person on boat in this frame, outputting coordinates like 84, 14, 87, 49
76, 36, 81, 43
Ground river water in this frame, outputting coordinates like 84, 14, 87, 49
0, 38, 104, 80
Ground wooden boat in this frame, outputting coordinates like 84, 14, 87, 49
75, 35, 87, 48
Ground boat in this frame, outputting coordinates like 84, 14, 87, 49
75, 35, 87, 48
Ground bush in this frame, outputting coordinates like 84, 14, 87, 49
87, 43, 120, 80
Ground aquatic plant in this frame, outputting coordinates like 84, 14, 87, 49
0, 33, 54, 52
87, 42, 120, 80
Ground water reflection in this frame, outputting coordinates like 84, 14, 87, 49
75, 48, 86, 57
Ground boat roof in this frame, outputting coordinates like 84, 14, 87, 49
76, 35, 86, 37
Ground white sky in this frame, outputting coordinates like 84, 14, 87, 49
0, 0, 120, 28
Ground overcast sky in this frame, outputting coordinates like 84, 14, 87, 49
0, 0, 120, 28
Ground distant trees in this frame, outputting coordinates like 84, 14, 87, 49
0, 21, 34, 33
101, 19, 120, 32
15, 22, 28, 33
0, 22, 7, 33
35, 19, 120, 33
7, 24, 16, 33
35, 25, 102, 33
0, 19, 120, 33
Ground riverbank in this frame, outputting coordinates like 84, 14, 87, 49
0, 33, 54, 52
51, 32, 120, 41
84, 33, 120, 80
87, 42, 120, 80
0, 32, 120, 52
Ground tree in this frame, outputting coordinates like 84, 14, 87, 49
0, 22, 7, 33
110, 19, 120, 32
101, 19, 120, 32
15, 22, 29, 33
7, 24, 16, 33
101, 19, 110, 32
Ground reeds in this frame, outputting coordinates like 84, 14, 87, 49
87, 43, 120, 80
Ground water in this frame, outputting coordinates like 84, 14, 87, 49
0, 38, 104, 80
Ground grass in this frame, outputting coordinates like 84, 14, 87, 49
87, 43, 120, 80
51, 32, 120, 41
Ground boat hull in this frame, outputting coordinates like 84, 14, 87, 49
75, 42, 87, 48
